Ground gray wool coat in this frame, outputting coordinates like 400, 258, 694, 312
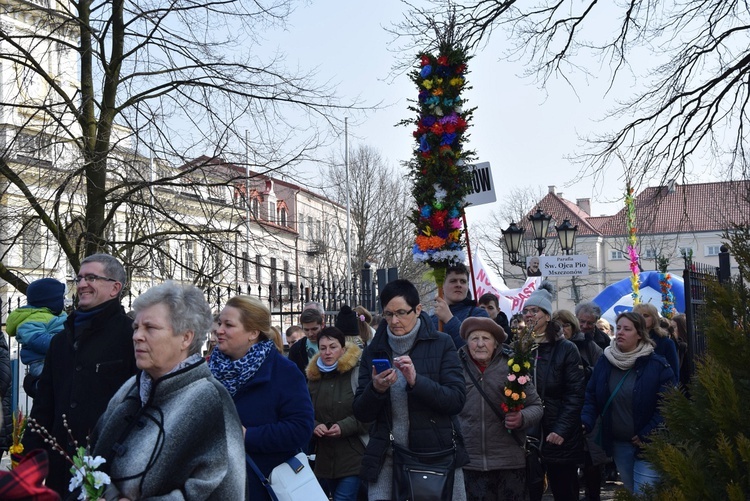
91, 359, 246, 500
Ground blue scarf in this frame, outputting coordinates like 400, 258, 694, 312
316, 356, 338, 373
208, 339, 275, 396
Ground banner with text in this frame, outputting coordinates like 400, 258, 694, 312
471, 252, 543, 318
539, 255, 589, 277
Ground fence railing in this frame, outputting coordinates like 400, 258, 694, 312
2, 265, 398, 415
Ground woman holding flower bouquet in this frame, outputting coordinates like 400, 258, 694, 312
523, 283, 586, 501
90, 282, 247, 500
457, 317, 543, 501
581, 311, 677, 495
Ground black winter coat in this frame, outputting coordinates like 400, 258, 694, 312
24, 299, 137, 496
530, 336, 586, 465
0, 334, 11, 453
352, 313, 468, 482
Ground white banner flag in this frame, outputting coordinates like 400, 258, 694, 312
471, 252, 543, 318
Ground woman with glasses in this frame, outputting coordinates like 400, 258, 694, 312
523, 283, 585, 501
353, 279, 468, 501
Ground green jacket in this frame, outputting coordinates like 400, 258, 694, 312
6, 307, 55, 336
306, 342, 367, 479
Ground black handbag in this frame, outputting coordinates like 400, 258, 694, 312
391, 434, 456, 501
525, 436, 545, 487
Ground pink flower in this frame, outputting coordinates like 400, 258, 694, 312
518, 376, 528, 385
507, 374, 516, 382
359, 314, 366, 322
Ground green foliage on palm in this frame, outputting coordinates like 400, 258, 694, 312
625, 227, 750, 500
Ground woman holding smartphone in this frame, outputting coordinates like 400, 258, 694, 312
353, 279, 468, 501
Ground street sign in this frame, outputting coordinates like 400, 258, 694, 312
465, 161, 496, 206
539, 255, 589, 277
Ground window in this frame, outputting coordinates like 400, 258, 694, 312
609, 250, 624, 260
250, 198, 260, 218
283, 260, 290, 284
255, 255, 262, 283
241, 251, 249, 280
207, 184, 224, 202
268, 202, 275, 223
679, 247, 694, 259
298, 213, 304, 238
16, 133, 52, 161
270, 257, 278, 297
184, 243, 195, 279
643, 248, 657, 259
705, 245, 722, 257
279, 208, 287, 227
21, 219, 42, 268
307, 216, 314, 240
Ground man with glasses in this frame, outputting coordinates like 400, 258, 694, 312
24, 254, 137, 496
289, 308, 325, 377
575, 301, 611, 351
431, 263, 489, 349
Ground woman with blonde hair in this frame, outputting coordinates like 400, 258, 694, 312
632, 303, 679, 380
208, 295, 314, 500
354, 305, 375, 347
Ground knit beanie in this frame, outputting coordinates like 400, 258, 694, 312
334, 305, 359, 337
26, 278, 65, 315
524, 282, 554, 315
460, 317, 507, 344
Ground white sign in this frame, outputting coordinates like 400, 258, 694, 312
539, 255, 589, 276
464, 162, 496, 206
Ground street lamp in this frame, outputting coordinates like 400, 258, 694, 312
528, 208, 552, 255
555, 219, 578, 255
501, 222, 525, 266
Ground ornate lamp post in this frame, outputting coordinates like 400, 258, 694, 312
501, 222, 525, 266
528, 208, 552, 255
555, 219, 578, 255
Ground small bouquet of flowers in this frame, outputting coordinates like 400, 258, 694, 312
502, 323, 536, 413
28, 415, 111, 500
9, 408, 27, 469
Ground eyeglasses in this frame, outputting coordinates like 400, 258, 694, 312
522, 307, 541, 315
383, 308, 415, 320
73, 274, 118, 284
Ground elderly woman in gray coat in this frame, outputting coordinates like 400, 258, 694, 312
457, 317, 543, 501
91, 281, 246, 500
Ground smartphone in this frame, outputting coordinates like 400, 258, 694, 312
372, 359, 391, 374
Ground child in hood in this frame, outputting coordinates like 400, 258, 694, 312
6, 278, 67, 398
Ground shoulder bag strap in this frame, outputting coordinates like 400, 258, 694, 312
245, 454, 279, 501
600, 367, 632, 418
459, 351, 524, 447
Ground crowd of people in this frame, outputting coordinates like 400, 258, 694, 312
0, 256, 686, 500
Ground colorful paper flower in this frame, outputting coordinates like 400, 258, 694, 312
408, 42, 474, 281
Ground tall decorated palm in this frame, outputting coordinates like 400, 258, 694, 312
406, 26, 474, 298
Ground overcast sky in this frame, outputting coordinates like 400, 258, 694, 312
260, 1, 719, 226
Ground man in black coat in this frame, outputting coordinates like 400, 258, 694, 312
477, 292, 512, 342
288, 307, 325, 377
0, 334, 11, 458
576, 301, 611, 351
23, 254, 137, 496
